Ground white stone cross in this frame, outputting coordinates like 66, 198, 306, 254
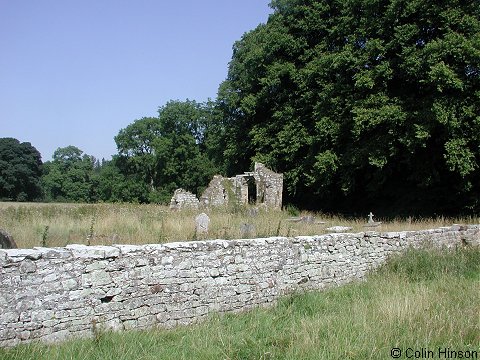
368, 212, 375, 223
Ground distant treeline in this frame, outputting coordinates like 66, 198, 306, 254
1, 0, 479, 216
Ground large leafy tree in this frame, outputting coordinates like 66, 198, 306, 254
153, 100, 217, 201
114, 117, 161, 193
96, 158, 149, 203
114, 100, 217, 203
217, 0, 480, 215
42, 146, 99, 202
0, 138, 43, 201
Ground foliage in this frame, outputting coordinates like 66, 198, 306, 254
3, 0, 479, 215
96, 159, 149, 203
42, 146, 99, 202
216, 0, 480, 215
114, 100, 217, 203
114, 116, 161, 196
0, 138, 43, 201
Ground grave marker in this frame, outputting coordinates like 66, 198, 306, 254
195, 213, 210, 237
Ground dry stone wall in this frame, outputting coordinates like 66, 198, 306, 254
0, 225, 479, 347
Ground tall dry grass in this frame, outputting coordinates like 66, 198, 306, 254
0, 202, 478, 248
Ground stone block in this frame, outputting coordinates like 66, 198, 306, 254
33, 247, 71, 259
85, 260, 109, 272
114, 244, 143, 254
0, 229, 17, 249
82, 271, 110, 287
5, 248, 42, 261
19, 260, 37, 273
66, 245, 106, 259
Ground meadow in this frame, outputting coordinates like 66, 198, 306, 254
0, 202, 478, 249
0, 246, 478, 359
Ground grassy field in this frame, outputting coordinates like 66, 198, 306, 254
0, 246, 478, 359
0, 202, 478, 249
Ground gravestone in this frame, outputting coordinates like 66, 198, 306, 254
0, 229, 17, 249
301, 215, 315, 224
368, 212, 375, 223
247, 207, 259, 217
325, 226, 352, 233
195, 213, 210, 237
240, 223, 255, 238
286, 215, 316, 224
364, 211, 382, 228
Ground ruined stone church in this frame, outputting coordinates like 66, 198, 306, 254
170, 163, 283, 210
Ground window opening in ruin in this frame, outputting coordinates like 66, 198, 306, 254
247, 177, 257, 204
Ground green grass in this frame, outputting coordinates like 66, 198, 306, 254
1, 246, 478, 360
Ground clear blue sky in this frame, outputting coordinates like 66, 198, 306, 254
0, 1, 272, 161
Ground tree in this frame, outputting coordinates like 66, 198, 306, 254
42, 146, 98, 202
153, 100, 217, 202
114, 100, 217, 204
217, 0, 480, 215
114, 117, 161, 190
96, 158, 149, 203
0, 138, 43, 201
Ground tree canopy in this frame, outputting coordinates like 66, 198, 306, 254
42, 146, 99, 203
0, 138, 43, 201
114, 100, 217, 203
215, 0, 480, 215
2, 0, 478, 215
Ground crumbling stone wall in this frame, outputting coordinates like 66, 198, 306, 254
1, 225, 478, 347
198, 163, 283, 209
169, 189, 199, 210
199, 175, 229, 207
252, 163, 283, 209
